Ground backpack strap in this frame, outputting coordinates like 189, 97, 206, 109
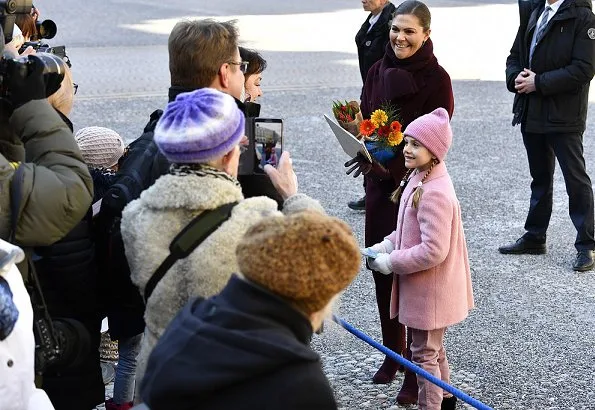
9, 164, 25, 243
144, 201, 238, 301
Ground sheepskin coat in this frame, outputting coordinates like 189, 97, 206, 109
121, 172, 324, 389
386, 162, 474, 330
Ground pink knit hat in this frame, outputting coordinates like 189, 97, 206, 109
403, 107, 452, 161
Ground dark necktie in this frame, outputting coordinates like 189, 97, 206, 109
535, 6, 552, 44
530, 6, 552, 62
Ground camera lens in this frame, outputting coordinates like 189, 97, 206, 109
36, 20, 57, 40
30, 53, 66, 97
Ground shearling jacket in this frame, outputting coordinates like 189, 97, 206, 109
121, 172, 324, 390
386, 162, 474, 330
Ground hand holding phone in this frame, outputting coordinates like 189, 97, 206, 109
264, 151, 297, 200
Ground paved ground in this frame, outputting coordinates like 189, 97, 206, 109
32, 0, 595, 409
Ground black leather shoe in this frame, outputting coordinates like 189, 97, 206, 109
573, 250, 595, 272
348, 195, 366, 211
498, 237, 546, 255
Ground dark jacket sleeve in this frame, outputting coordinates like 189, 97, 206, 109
506, 25, 525, 93
9, 99, 93, 246
535, 12, 595, 95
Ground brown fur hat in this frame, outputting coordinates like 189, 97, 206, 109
236, 211, 360, 315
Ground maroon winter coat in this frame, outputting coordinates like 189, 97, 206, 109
361, 38, 454, 247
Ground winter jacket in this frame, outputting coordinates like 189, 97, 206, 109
0, 99, 93, 249
0, 240, 54, 410
141, 275, 337, 410
355, 2, 397, 87
386, 162, 474, 330
31, 114, 104, 410
506, 0, 595, 132
360, 39, 454, 246
121, 171, 324, 390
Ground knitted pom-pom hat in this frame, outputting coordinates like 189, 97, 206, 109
154, 88, 245, 164
403, 107, 452, 161
74, 126, 125, 168
236, 211, 361, 316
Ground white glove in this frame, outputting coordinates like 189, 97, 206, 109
369, 253, 393, 275
370, 239, 395, 254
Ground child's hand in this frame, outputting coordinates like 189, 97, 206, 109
370, 239, 395, 254
369, 253, 393, 275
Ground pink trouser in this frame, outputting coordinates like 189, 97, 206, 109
410, 327, 451, 410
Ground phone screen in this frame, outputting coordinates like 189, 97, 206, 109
254, 119, 283, 170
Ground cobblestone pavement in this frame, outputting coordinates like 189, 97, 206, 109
33, 1, 595, 409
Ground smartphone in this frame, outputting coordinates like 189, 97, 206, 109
254, 118, 283, 170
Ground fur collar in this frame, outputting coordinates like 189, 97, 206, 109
138, 173, 244, 211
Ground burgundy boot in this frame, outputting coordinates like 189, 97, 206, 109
105, 398, 134, 410
396, 331, 418, 405
372, 357, 400, 384
396, 368, 419, 405
441, 396, 457, 410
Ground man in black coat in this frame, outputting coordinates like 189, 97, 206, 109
348, 0, 396, 211
501, 0, 595, 271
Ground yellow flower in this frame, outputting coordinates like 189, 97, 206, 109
387, 131, 403, 147
370, 109, 388, 128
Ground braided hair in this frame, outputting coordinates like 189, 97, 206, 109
390, 159, 438, 207
390, 169, 414, 203
411, 159, 438, 208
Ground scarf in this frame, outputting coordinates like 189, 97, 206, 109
377, 38, 438, 101
169, 163, 241, 188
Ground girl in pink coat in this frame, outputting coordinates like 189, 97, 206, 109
366, 108, 474, 410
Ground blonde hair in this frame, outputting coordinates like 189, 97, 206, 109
47, 59, 74, 116
390, 159, 438, 208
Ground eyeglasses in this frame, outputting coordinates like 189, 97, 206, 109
73, 83, 79, 95
228, 60, 249, 74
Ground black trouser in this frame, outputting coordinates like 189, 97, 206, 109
372, 271, 405, 356
522, 130, 595, 250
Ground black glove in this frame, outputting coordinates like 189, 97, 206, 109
344, 152, 391, 180
6, 55, 46, 109
345, 153, 372, 178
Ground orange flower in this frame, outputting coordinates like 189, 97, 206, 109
390, 121, 402, 133
387, 131, 404, 147
359, 119, 376, 137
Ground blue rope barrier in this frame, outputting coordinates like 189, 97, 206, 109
332, 315, 493, 410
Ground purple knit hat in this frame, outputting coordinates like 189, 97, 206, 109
154, 88, 245, 164
403, 107, 452, 161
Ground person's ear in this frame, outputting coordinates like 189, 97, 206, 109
219, 63, 230, 89
424, 28, 431, 42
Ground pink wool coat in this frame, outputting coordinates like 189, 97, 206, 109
387, 161, 474, 331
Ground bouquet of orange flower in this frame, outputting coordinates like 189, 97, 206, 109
358, 104, 404, 165
332, 100, 364, 137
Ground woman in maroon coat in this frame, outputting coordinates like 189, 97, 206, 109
346, 0, 454, 404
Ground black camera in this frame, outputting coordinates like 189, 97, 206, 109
0, 53, 66, 99
0, 0, 31, 44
